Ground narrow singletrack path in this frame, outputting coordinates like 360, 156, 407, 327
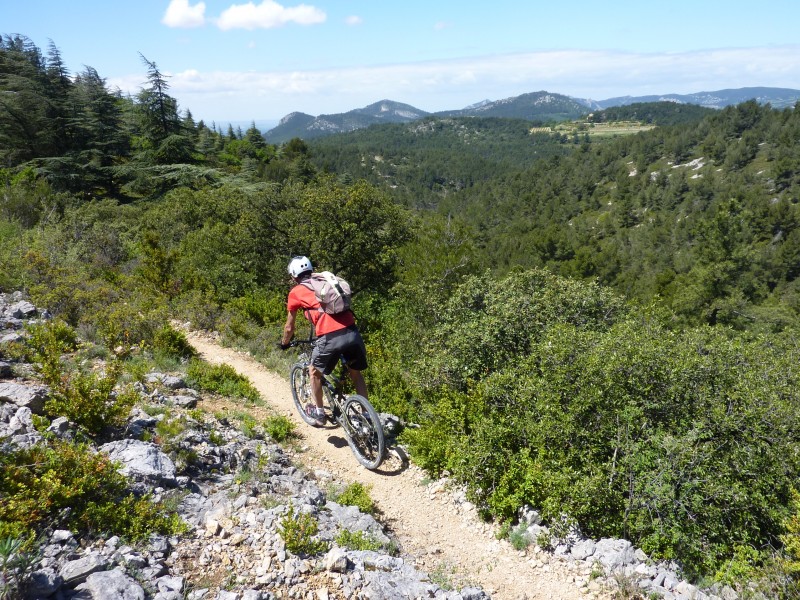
185, 330, 603, 600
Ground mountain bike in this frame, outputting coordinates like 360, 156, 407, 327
287, 338, 385, 470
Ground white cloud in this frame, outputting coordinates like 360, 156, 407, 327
345, 15, 363, 26
215, 1, 326, 30
162, 0, 206, 28
434, 21, 451, 31
109, 45, 800, 120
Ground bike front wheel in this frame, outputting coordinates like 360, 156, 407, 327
290, 363, 333, 425
342, 395, 385, 470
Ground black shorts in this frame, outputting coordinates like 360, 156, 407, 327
311, 325, 368, 375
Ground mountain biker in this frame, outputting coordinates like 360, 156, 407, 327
279, 256, 368, 427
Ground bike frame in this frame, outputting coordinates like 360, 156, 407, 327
288, 337, 384, 470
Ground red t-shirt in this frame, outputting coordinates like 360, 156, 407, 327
287, 283, 355, 336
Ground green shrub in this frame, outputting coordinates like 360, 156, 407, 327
781, 489, 800, 582
186, 359, 260, 402
152, 324, 196, 359
233, 412, 259, 439
0, 221, 25, 292
0, 535, 39, 600
8, 319, 78, 367
225, 289, 286, 328
441, 319, 800, 578
331, 482, 376, 515
508, 523, 531, 551
0, 440, 185, 541
264, 415, 297, 442
91, 294, 169, 355
155, 414, 189, 447
335, 529, 384, 552
278, 504, 329, 556
44, 361, 138, 436
170, 289, 222, 332
419, 268, 626, 392
19, 321, 137, 436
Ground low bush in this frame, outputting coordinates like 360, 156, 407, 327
335, 529, 384, 552
264, 415, 296, 442
186, 359, 260, 403
44, 361, 139, 436
7, 319, 78, 367
16, 321, 137, 436
0, 440, 185, 541
0, 535, 39, 600
331, 482, 376, 515
278, 504, 329, 556
152, 324, 196, 360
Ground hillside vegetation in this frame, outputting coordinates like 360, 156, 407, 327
3, 35, 800, 596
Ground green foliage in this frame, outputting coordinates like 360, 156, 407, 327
0, 221, 25, 291
10, 319, 78, 366
9, 320, 137, 435
308, 117, 571, 209
508, 523, 531, 551
589, 102, 716, 126
155, 414, 189, 445
330, 482, 376, 515
186, 359, 260, 402
229, 411, 259, 439
410, 304, 800, 579
263, 415, 296, 442
0, 535, 39, 600
420, 268, 626, 392
152, 324, 196, 359
225, 289, 286, 328
335, 529, 384, 552
781, 489, 800, 580
278, 503, 329, 556
0, 440, 185, 541
43, 360, 139, 435
283, 175, 413, 295
91, 292, 170, 354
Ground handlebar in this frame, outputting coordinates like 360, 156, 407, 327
288, 337, 315, 348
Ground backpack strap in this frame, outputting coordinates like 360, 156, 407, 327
298, 279, 325, 314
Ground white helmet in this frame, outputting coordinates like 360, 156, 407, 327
288, 255, 313, 278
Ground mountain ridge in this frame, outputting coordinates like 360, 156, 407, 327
263, 86, 800, 143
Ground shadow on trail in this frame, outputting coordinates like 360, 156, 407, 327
324, 435, 410, 476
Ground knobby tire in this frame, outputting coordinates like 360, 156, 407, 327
342, 394, 385, 470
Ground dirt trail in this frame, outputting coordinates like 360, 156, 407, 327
185, 330, 605, 600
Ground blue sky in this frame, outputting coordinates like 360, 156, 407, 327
4, 0, 799, 125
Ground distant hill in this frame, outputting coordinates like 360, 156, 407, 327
265, 87, 800, 142
264, 100, 428, 143
434, 91, 588, 121
592, 87, 800, 110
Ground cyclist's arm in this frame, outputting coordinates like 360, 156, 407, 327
281, 309, 298, 346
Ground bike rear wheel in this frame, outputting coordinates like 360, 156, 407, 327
290, 363, 332, 425
342, 395, 385, 470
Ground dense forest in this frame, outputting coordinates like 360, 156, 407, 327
3, 34, 800, 596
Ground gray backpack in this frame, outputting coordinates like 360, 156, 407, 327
300, 271, 353, 315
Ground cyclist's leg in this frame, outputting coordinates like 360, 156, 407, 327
340, 328, 369, 398
347, 367, 368, 399
310, 335, 338, 409
308, 364, 325, 409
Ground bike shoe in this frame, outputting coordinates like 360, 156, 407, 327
311, 410, 327, 427
306, 404, 326, 427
